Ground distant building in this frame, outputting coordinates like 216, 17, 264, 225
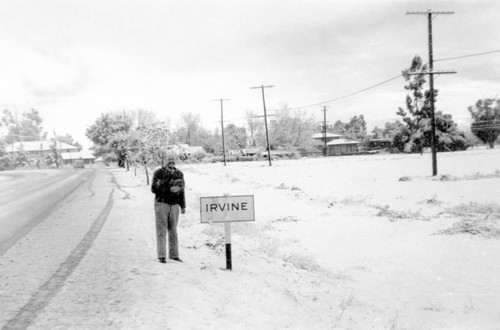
61, 150, 96, 165
4, 140, 79, 159
311, 132, 344, 144
367, 138, 393, 150
166, 144, 205, 159
241, 148, 260, 156
312, 133, 360, 156
326, 139, 360, 156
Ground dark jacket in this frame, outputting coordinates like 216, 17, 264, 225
151, 166, 186, 208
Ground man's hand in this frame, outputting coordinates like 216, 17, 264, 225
170, 186, 181, 193
181, 208, 186, 214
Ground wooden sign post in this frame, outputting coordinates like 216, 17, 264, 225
200, 195, 255, 270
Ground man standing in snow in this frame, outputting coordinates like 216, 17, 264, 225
151, 153, 186, 264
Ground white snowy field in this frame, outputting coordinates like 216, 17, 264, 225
1, 147, 500, 329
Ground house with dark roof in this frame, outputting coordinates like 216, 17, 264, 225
312, 133, 360, 156
326, 138, 360, 156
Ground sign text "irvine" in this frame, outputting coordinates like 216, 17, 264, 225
200, 195, 255, 223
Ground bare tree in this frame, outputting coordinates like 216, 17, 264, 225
130, 109, 158, 129
245, 110, 262, 147
179, 113, 201, 145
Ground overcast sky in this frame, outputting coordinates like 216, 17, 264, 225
1, 0, 499, 148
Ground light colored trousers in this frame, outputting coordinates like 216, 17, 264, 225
154, 202, 180, 259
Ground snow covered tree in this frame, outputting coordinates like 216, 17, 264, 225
45, 142, 60, 168
52, 133, 82, 151
394, 55, 469, 153
371, 121, 405, 139
86, 112, 133, 166
346, 115, 367, 141
225, 124, 247, 150
469, 98, 500, 148
245, 110, 262, 147
331, 120, 346, 135
1, 109, 46, 143
266, 106, 316, 151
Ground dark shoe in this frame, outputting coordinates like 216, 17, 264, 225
158, 257, 166, 263
170, 257, 183, 262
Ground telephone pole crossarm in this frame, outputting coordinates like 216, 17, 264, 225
250, 85, 275, 90
406, 70, 457, 75
253, 114, 276, 118
406, 10, 454, 15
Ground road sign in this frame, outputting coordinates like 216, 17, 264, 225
200, 195, 255, 223
200, 195, 255, 271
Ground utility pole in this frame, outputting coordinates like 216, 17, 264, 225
320, 106, 329, 156
213, 98, 230, 166
251, 85, 274, 166
407, 10, 456, 176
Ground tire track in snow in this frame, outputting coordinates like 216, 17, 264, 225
2, 187, 115, 330
110, 171, 133, 199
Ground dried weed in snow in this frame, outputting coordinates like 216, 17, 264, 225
275, 183, 302, 191
435, 216, 500, 239
430, 170, 500, 182
418, 194, 443, 206
463, 170, 500, 180
334, 289, 357, 325
435, 202, 500, 238
282, 252, 324, 273
375, 205, 429, 222
446, 202, 500, 216
329, 196, 369, 208
272, 216, 299, 223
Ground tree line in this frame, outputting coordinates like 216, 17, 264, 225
86, 55, 499, 168
0, 109, 82, 169
1, 55, 499, 170
84, 108, 322, 170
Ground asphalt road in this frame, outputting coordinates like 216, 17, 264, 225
0, 168, 95, 255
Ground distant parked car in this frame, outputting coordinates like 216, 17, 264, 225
73, 160, 85, 169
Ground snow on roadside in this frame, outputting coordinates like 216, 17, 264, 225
5, 148, 500, 330
28, 168, 352, 330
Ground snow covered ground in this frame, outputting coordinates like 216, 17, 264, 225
1, 147, 500, 329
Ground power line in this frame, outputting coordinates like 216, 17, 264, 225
289, 48, 499, 112
220, 49, 499, 121
221, 49, 499, 125
435, 49, 500, 62
290, 74, 402, 110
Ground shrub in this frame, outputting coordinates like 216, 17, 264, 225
435, 217, 500, 238
282, 252, 324, 272
0, 155, 13, 171
189, 150, 207, 162
236, 155, 256, 162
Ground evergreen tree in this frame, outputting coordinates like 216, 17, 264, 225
395, 55, 469, 152
225, 124, 247, 150
86, 112, 133, 166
